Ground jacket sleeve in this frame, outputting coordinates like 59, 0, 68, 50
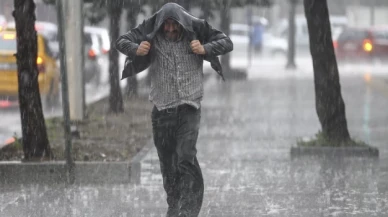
201, 21, 233, 57
115, 20, 146, 59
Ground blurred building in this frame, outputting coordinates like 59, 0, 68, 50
344, 0, 388, 26
1, 0, 388, 31
271, 0, 388, 27
0, 0, 57, 24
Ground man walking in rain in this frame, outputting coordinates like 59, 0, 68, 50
116, 3, 233, 216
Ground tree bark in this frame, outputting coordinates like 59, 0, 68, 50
108, 2, 124, 113
303, 0, 350, 143
13, 0, 52, 160
125, 8, 138, 97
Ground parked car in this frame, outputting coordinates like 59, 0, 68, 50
0, 15, 7, 32
0, 28, 60, 107
336, 26, 388, 64
230, 23, 251, 56
7, 21, 59, 58
8, 21, 103, 85
83, 31, 102, 86
84, 26, 110, 84
84, 26, 110, 54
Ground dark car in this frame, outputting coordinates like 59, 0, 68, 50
336, 26, 388, 64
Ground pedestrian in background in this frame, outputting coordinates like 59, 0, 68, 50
252, 20, 264, 55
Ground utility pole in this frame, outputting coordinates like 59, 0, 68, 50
286, 0, 297, 69
247, 6, 253, 68
370, 0, 375, 26
56, 0, 74, 184
63, 0, 85, 121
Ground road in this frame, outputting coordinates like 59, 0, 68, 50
1, 59, 388, 216
1, 55, 387, 147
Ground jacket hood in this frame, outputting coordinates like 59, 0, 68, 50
147, 3, 195, 40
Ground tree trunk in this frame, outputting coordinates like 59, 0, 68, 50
125, 9, 138, 97
13, 0, 52, 160
303, 0, 350, 143
220, 1, 231, 77
108, 2, 124, 113
286, 0, 297, 69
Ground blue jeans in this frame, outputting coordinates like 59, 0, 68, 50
151, 104, 204, 217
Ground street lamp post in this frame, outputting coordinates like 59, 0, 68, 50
247, 6, 253, 68
56, 0, 74, 184
286, 0, 297, 69
370, 0, 376, 25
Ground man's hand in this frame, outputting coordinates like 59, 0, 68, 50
136, 41, 151, 56
190, 40, 206, 55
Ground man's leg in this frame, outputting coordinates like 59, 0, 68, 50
175, 106, 204, 217
151, 107, 180, 216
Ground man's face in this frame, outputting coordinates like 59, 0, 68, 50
163, 18, 181, 41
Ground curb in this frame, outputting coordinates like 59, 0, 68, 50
0, 161, 67, 185
0, 140, 154, 185
0, 161, 129, 185
290, 146, 379, 158
129, 141, 154, 184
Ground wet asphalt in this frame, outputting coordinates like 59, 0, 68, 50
1, 62, 388, 217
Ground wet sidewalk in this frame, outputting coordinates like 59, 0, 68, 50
1, 70, 388, 216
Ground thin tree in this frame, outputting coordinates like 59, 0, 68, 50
124, 1, 144, 97
218, 0, 273, 79
75, 0, 125, 113
13, 0, 52, 160
303, 0, 350, 144
107, 0, 124, 113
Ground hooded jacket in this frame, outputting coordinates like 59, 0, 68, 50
115, 3, 233, 81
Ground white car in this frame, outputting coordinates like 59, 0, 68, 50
230, 23, 251, 56
84, 26, 110, 54
84, 26, 110, 84
0, 15, 7, 31
265, 15, 348, 57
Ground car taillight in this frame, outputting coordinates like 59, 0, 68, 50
37, 56, 45, 73
333, 41, 338, 49
363, 39, 373, 52
88, 49, 97, 60
102, 48, 109, 54
0, 100, 11, 108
